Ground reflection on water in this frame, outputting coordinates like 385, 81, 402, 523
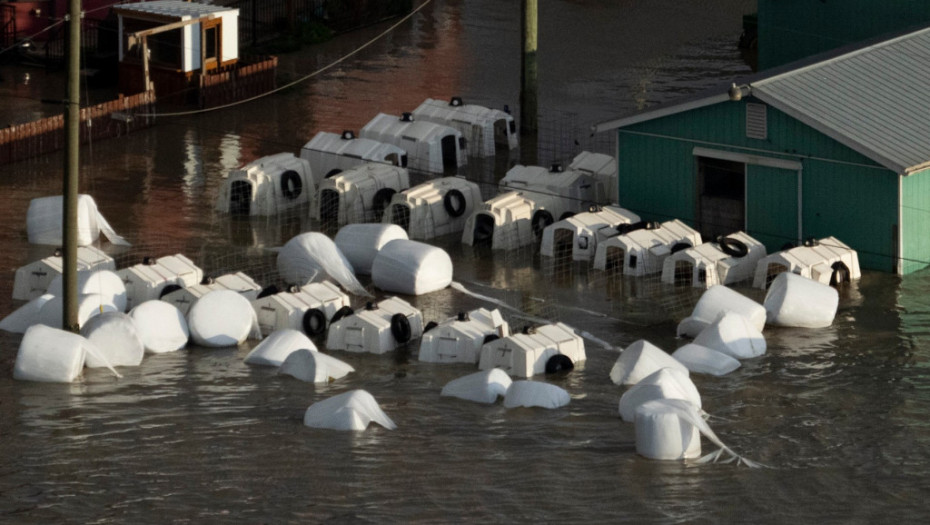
5, 0, 930, 522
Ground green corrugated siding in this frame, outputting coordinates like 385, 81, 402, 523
746, 165, 798, 251
616, 99, 901, 272
902, 169, 930, 274
758, 0, 930, 70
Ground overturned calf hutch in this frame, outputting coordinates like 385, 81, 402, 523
250, 281, 352, 337
478, 322, 586, 378
661, 232, 766, 288
118, 254, 204, 311
593, 219, 703, 275
384, 176, 483, 240
312, 163, 410, 227
752, 236, 861, 289
299, 130, 408, 179
418, 308, 511, 364
13, 246, 115, 301
411, 97, 517, 156
326, 297, 424, 354
215, 153, 316, 216
360, 113, 466, 174
539, 205, 640, 262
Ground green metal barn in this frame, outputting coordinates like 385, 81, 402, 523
594, 25, 930, 275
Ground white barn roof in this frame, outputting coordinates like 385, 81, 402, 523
113, 1, 236, 19
594, 25, 930, 175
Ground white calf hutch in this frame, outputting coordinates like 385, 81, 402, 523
360, 112, 466, 174
751, 236, 861, 289
660, 232, 766, 288
251, 281, 352, 337
299, 130, 408, 179
478, 322, 586, 378
312, 162, 410, 226
461, 191, 538, 250
118, 254, 204, 311
384, 176, 483, 240
326, 297, 424, 354
501, 162, 613, 212
13, 246, 115, 301
592, 219, 703, 275
568, 151, 618, 205
418, 308, 511, 364
411, 97, 517, 156
539, 205, 641, 262
160, 272, 262, 316
215, 152, 316, 216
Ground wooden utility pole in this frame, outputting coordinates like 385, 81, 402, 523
520, 0, 538, 165
62, 0, 81, 332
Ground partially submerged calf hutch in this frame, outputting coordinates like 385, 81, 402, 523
478, 322, 586, 378
118, 254, 204, 310
13, 246, 115, 301
360, 113, 466, 174
299, 130, 408, 179
593, 219, 703, 275
539, 205, 640, 262
411, 97, 518, 156
250, 281, 351, 337
326, 297, 424, 354
661, 232, 766, 288
160, 272, 262, 316
460, 191, 539, 250
384, 176, 483, 240
751, 236, 861, 289
311, 163, 410, 227
215, 153, 315, 216
418, 308, 511, 364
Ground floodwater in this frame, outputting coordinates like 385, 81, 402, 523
3, 0, 930, 522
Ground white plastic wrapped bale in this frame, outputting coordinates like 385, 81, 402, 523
47, 269, 128, 313
677, 285, 766, 338
411, 97, 517, 156
660, 232, 766, 288
360, 112, 466, 174
503, 380, 571, 409
277, 232, 370, 297
619, 368, 702, 422
187, 290, 261, 348
751, 236, 861, 289
592, 219, 702, 275
117, 254, 203, 311
128, 300, 189, 354
334, 223, 408, 275
539, 206, 641, 262
251, 281, 352, 338
419, 308, 510, 364
311, 162, 411, 226
609, 339, 689, 386
37, 293, 118, 329
13, 324, 91, 382
279, 349, 355, 383
244, 329, 318, 367
635, 399, 702, 461
693, 312, 767, 359
671, 343, 741, 376
440, 368, 513, 404
477, 322, 586, 378
13, 246, 115, 301
160, 272, 262, 316
383, 176, 483, 240
371, 239, 453, 296
763, 272, 839, 328
79, 312, 145, 368
26, 194, 130, 247
460, 191, 538, 250
299, 130, 408, 179
0, 294, 55, 333
325, 297, 424, 354
214, 152, 316, 216
303, 390, 397, 431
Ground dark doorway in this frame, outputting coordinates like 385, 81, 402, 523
696, 156, 744, 241
229, 180, 252, 215
441, 135, 458, 173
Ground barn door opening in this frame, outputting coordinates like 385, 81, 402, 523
696, 156, 745, 242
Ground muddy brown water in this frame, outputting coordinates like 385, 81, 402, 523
3, 1, 930, 522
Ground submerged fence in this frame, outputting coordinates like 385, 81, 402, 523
0, 90, 156, 165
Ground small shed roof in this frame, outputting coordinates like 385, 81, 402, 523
113, 0, 236, 20
594, 24, 930, 175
